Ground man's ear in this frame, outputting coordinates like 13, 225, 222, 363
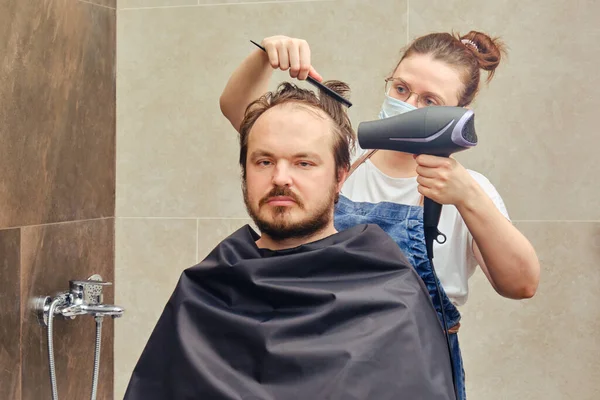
337, 168, 349, 190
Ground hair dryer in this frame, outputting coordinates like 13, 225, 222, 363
357, 106, 477, 260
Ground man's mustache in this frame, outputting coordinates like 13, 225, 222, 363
259, 186, 303, 208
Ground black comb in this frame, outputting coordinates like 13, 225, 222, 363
250, 40, 352, 108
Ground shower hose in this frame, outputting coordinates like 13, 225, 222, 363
47, 299, 104, 400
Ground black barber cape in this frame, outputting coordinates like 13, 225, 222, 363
124, 224, 455, 400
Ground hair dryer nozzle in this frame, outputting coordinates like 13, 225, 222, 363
357, 106, 477, 157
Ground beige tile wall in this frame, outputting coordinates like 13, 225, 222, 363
459, 222, 600, 399
115, 0, 599, 398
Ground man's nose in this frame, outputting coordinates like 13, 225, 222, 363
272, 163, 293, 186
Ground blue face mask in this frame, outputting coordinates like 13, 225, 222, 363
378, 94, 417, 119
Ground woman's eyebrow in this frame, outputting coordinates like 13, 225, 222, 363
393, 77, 446, 102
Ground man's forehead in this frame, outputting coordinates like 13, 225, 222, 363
247, 105, 335, 160
260, 101, 329, 122
250, 103, 334, 138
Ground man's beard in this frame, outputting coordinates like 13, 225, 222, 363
243, 182, 338, 242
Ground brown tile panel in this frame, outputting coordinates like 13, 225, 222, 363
20, 218, 115, 400
0, 228, 21, 400
0, 0, 116, 229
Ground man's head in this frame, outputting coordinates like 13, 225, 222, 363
238, 81, 355, 247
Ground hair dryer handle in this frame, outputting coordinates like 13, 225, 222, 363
423, 197, 446, 259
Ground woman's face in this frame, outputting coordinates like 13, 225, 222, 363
391, 53, 465, 108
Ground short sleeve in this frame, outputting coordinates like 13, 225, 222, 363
471, 172, 510, 221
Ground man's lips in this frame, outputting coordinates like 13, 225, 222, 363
265, 196, 296, 206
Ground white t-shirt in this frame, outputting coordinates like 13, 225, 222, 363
341, 154, 510, 307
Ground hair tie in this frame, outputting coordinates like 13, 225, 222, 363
461, 39, 479, 52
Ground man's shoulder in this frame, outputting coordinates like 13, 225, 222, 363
337, 223, 412, 263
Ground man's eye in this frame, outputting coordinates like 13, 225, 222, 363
298, 161, 312, 167
257, 160, 272, 166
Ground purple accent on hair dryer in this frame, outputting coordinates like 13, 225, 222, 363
451, 109, 476, 148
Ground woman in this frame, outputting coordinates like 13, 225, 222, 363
219, 31, 540, 399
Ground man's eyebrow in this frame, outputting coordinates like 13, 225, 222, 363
249, 150, 274, 161
293, 152, 323, 161
249, 150, 324, 162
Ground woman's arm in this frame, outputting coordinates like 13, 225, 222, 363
414, 154, 540, 299
219, 36, 321, 132
459, 185, 540, 299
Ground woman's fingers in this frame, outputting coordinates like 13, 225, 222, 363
308, 66, 323, 82
296, 40, 312, 80
261, 36, 322, 82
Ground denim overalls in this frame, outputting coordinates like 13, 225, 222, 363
334, 193, 466, 399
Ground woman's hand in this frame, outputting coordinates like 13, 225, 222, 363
261, 36, 323, 82
414, 154, 478, 207
220, 35, 323, 132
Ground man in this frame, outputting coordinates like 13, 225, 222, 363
124, 81, 456, 400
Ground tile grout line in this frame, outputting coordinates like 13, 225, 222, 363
78, 0, 116, 10
119, 4, 198, 10
119, 0, 336, 11
196, 219, 199, 263
0, 216, 115, 231
92, 218, 600, 222
512, 220, 600, 223
113, 216, 251, 220
2, 218, 599, 231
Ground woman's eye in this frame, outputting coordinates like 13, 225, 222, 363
396, 85, 408, 94
425, 97, 439, 106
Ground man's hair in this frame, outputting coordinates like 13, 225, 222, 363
238, 81, 355, 180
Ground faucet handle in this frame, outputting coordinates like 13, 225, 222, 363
69, 274, 112, 305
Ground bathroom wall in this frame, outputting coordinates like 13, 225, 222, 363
0, 0, 116, 399
114, 0, 599, 399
